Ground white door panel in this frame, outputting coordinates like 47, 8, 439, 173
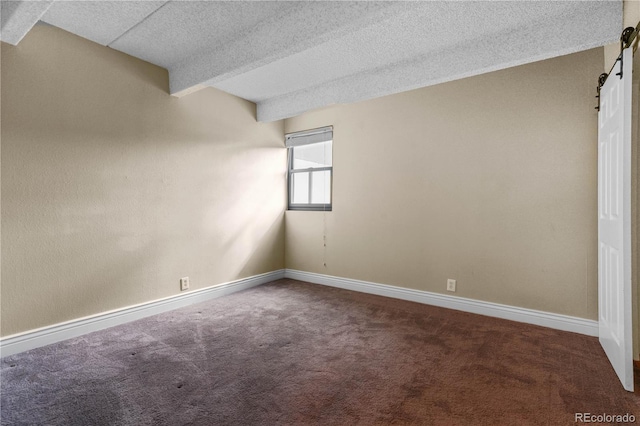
598, 47, 634, 392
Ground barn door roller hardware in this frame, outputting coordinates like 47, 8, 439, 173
615, 25, 638, 80
595, 72, 608, 111
596, 23, 640, 111
620, 25, 638, 53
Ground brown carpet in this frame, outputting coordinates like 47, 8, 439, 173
1, 278, 639, 425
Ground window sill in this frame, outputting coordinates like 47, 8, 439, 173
288, 205, 332, 212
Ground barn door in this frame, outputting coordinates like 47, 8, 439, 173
598, 47, 634, 392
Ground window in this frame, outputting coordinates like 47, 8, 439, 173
286, 126, 333, 211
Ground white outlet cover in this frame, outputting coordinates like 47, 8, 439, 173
447, 279, 456, 292
180, 277, 190, 291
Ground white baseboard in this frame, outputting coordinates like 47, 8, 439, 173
1, 268, 598, 357
284, 269, 598, 337
0, 269, 285, 357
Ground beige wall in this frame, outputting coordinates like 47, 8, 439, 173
634, 82, 640, 361
1, 25, 286, 336
634, 55, 640, 361
1, 22, 630, 347
637, 88, 640, 360
286, 48, 602, 320
637, 79, 640, 360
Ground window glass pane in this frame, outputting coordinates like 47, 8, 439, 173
291, 172, 309, 204
292, 141, 332, 169
311, 170, 331, 204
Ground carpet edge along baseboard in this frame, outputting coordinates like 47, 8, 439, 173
1, 269, 597, 357
284, 270, 598, 338
0, 270, 286, 357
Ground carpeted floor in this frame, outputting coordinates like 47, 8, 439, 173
1, 279, 639, 425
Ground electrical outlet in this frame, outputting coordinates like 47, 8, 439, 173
447, 279, 456, 292
180, 277, 190, 291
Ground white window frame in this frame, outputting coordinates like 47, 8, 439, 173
286, 126, 333, 211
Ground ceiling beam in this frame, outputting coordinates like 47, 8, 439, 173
256, 7, 620, 122
1, 0, 54, 45
167, 1, 407, 96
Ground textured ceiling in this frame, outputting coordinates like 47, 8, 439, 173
1, 1, 622, 122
